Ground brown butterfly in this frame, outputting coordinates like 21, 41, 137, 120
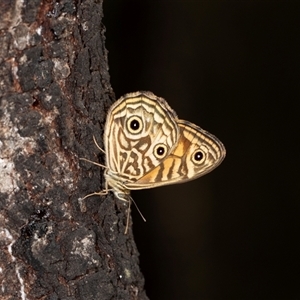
81, 91, 226, 233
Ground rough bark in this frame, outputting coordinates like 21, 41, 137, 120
0, 0, 148, 299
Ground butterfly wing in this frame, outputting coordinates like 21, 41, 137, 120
104, 91, 180, 183
126, 119, 226, 189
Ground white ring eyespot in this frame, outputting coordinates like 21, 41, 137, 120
126, 116, 143, 134
154, 144, 168, 159
192, 150, 205, 165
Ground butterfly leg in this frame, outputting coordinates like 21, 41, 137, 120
124, 197, 131, 235
81, 190, 108, 200
115, 194, 146, 234
114, 193, 130, 234
92, 135, 105, 153
79, 157, 107, 169
81, 178, 111, 200
79, 157, 108, 198
79, 135, 106, 167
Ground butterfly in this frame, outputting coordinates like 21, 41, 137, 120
81, 91, 226, 233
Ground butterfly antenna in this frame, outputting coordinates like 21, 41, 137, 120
130, 196, 147, 222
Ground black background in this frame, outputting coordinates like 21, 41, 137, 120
104, 1, 300, 299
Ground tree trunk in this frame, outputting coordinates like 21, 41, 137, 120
0, 0, 148, 299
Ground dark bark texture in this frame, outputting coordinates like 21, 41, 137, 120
0, 0, 148, 299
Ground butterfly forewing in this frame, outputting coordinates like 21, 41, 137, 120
104, 91, 180, 183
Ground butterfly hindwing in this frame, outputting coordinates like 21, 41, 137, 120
125, 119, 226, 189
